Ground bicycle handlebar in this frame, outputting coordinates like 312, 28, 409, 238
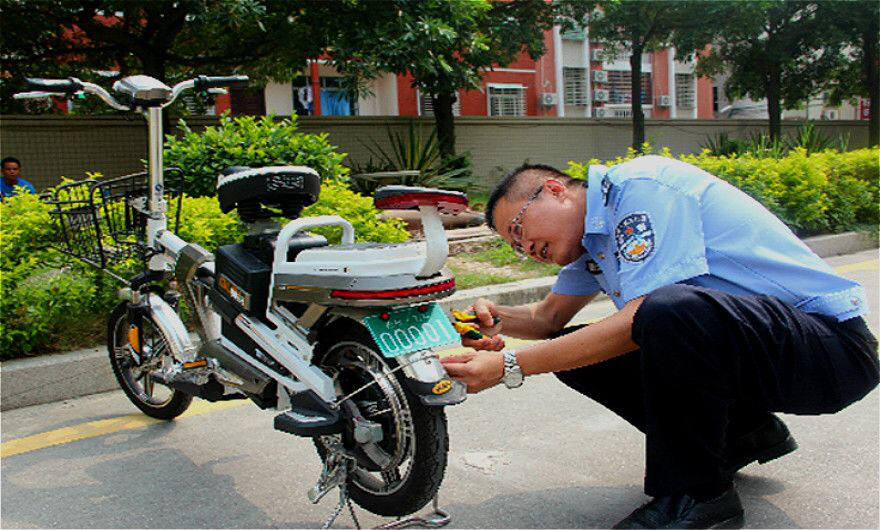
25, 77, 84, 94
194, 75, 249, 92
13, 74, 249, 111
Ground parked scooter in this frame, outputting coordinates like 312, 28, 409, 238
15, 74, 469, 522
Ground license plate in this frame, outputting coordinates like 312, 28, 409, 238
363, 304, 458, 358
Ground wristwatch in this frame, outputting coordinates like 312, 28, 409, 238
501, 349, 524, 389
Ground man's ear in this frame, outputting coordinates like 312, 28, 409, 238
544, 178, 567, 196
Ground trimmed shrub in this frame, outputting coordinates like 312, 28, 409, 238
566, 146, 879, 236
164, 114, 349, 197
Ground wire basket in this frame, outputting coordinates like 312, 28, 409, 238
47, 170, 184, 273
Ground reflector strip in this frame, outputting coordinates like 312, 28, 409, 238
375, 192, 468, 211
331, 279, 456, 300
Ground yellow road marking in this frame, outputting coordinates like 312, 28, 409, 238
834, 259, 878, 275
1, 399, 245, 459
3, 258, 877, 458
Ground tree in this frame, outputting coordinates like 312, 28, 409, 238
692, 1, 837, 141
321, 0, 555, 160
817, 0, 879, 147
0, 0, 331, 113
563, 1, 713, 150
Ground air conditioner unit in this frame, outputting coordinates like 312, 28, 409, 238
592, 70, 609, 83
593, 107, 607, 118
657, 95, 672, 107
591, 49, 604, 62
593, 89, 610, 102
540, 92, 558, 106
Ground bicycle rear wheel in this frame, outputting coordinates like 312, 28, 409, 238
313, 324, 448, 517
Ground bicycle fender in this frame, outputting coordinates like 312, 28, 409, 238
144, 292, 199, 363
323, 307, 466, 407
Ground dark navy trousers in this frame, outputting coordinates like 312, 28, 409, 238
552, 284, 879, 497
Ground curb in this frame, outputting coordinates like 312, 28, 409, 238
1, 231, 876, 412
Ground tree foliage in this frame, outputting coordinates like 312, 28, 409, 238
0, 0, 331, 113
691, 1, 838, 141
816, 0, 879, 146
322, 0, 556, 159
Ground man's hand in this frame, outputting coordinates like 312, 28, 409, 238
440, 351, 504, 393
459, 299, 505, 351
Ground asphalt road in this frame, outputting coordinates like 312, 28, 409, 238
2, 249, 877, 529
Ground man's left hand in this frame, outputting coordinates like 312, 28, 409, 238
440, 351, 504, 393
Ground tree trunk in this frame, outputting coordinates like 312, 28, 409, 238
630, 49, 646, 151
432, 92, 457, 160
766, 64, 782, 142
863, 22, 879, 147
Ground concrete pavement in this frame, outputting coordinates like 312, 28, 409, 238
0, 247, 877, 528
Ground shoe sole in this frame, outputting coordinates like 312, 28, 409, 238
729, 435, 799, 474
710, 513, 745, 529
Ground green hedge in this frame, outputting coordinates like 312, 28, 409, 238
0, 183, 407, 359
565, 146, 879, 236
165, 114, 350, 197
0, 113, 409, 359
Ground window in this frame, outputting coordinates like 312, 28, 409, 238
676, 74, 695, 109
291, 76, 357, 116
606, 71, 652, 105
419, 92, 460, 117
561, 24, 586, 41
488, 85, 526, 116
563, 68, 588, 106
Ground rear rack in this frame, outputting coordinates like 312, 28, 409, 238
46, 170, 183, 279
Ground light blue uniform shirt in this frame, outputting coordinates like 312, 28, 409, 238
553, 156, 868, 322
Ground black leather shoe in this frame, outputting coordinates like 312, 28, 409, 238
728, 414, 798, 474
613, 486, 744, 529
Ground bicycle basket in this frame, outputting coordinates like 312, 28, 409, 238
47, 170, 183, 271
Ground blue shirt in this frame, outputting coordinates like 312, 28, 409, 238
1, 178, 36, 199
553, 156, 868, 322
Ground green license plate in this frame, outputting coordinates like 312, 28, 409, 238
363, 303, 458, 358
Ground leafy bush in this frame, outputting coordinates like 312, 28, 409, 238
164, 114, 349, 197
301, 180, 408, 243
347, 123, 474, 195
700, 122, 850, 158
1, 176, 407, 359
0, 194, 117, 357
566, 146, 880, 236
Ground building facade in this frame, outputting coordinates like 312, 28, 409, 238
225, 25, 717, 120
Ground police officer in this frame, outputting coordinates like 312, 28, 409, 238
440, 157, 879, 529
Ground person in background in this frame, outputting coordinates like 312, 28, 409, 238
1, 157, 37, 200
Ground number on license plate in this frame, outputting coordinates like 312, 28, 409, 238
363, 304, 459, 358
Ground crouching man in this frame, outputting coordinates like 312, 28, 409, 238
441, 157, 878, 529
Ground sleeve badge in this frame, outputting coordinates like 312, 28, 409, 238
615, 212, 655, 263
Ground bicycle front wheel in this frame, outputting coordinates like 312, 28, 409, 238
107, 302, 192, 419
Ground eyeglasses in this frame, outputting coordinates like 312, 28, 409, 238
508, 185, 543, 256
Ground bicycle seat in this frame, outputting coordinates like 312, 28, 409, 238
217, 166, 321, 223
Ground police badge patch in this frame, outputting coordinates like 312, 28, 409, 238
615, 212, 655, 263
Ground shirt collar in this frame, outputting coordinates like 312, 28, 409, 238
584, 165, 610, 235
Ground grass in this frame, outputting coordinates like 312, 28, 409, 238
448, 238, 560, 289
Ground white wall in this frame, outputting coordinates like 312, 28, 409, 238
357, 73, 399, 116
264, 80, 293, 116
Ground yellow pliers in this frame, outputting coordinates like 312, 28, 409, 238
451, 310, 501, 341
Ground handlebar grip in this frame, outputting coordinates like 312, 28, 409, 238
24, 77, 83, 94
193, 75, 249, 92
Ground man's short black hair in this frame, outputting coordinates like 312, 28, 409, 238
485, 163, 580, 231
1, 157, 21, 168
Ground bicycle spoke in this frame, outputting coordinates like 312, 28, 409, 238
143, 374, 155, 398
